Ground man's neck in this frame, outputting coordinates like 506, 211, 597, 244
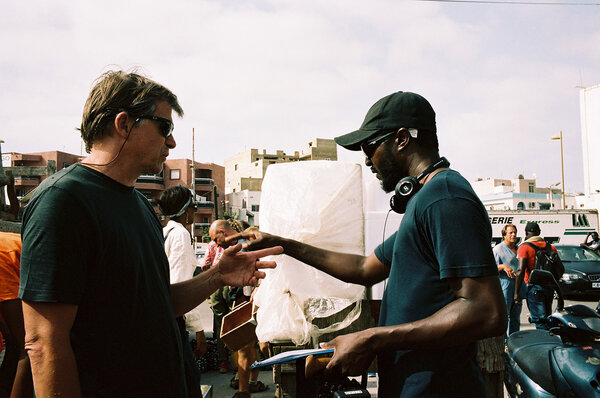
80, 154, 140, 187
504, 240, 517, 249
524, 235, 543, 243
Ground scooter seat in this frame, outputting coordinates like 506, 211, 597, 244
507, 329, 562, 394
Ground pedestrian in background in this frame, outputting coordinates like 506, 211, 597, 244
0, 231, 33, 398
493, 224, 524, 337
581, 231, 600, 253
158, 185, 207, 398
515, 222, 563, 329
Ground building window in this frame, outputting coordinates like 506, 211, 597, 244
529, 202, 536, 209
517, 202, 525, 210
203, 217, 209, 223
170, 169, 180, 180
251, 205, 260, 212
235, 164, 238, 171
528, 183, 534, 193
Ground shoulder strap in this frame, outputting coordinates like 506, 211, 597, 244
523, 242, 540, 252
163, 226, 175, 241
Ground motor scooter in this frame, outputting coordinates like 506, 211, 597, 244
504, 269, 600, 397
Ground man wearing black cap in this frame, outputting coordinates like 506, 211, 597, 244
231, 91, 506, 397
514, 222, 562, 329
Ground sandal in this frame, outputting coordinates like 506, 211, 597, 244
250, 380, 269, 393
230, 374, 239, 390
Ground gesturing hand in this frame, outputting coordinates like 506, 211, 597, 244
215, 242, 283, 287
500, 264, 516, 278
224, 230, 278, 251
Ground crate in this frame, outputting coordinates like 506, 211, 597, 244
220, 301, 258, 351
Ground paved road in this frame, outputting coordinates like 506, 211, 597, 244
517, 296, 598, 330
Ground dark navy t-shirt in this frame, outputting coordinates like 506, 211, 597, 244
374, 169, 496, 398
20, 164, 187, 397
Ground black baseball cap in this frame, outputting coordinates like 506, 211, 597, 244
525, 222, 541, 235
334, 91, 437, 151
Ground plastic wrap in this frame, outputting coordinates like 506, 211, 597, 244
253, 161, 365, 346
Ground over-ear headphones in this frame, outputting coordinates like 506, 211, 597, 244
390, 157, 450, 214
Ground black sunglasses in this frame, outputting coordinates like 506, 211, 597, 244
360, 130, 397, 159
136, 115, 174, 138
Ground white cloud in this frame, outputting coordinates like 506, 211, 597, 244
1, 0, 599, 194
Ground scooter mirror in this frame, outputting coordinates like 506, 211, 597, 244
529, 269, 564, 311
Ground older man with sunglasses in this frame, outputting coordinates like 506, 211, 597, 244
18, 71, 283, 398
230, 91, 506, 398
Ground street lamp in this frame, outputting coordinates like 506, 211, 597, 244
551, 131, 566, 209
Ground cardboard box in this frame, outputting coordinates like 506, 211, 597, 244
220, 301, 258, 351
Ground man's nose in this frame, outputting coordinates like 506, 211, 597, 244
166, 134, 176, 149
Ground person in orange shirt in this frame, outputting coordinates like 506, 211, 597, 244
0, 231, 33, 398
514, 222, 563, 329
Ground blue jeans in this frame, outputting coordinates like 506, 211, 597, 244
526, 284, 553, 330
500, 277, 523, 336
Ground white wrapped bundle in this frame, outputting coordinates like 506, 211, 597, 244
253, 161, 365, 346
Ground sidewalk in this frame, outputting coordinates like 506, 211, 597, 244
195, 300, 377, 397
201, 367, 275, 398
196, 300, 275, 397
200, 368, 378, 398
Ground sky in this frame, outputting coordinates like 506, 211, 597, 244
1, 0, 599, 194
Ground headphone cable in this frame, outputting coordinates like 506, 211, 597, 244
80, 125, 132, 167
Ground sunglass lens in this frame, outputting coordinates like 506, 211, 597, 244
161, 121, 173, 138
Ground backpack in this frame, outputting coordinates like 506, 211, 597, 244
523, 241, 565, 281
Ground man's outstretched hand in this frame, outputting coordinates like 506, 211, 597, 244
215, 242, 283, 286
224, 230, 279, 251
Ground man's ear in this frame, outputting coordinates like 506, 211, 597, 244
113, 111, 132, 139
393, 128, 412, 152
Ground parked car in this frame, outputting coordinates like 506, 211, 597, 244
554, 244, 600, 297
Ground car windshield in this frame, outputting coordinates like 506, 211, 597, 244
555, 246, 600, 261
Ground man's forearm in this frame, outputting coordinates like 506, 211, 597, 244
27, 340, 81, 397
171, 266, 225, 317
367, 285, 506, 352
278, 237, 373, 285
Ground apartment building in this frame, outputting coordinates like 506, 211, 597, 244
224, 138, 337, 194
2, 151, 83, 200
471, 175, 564, 210
1, 150, 224, 240
223, 138, 337, 224
140, 158, 225, 236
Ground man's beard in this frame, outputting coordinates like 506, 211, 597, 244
377, 155, 404, 193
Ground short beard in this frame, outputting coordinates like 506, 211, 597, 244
376, 148, 404, 193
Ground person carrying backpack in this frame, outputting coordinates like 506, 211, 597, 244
514, 222, 564, 330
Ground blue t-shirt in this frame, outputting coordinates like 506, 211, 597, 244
374, 169, 497, 398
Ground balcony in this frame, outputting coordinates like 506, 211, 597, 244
14, 176, 41, 186
196, 201, 214, 208
137, 174, 164, 184
195, 178, 214, 186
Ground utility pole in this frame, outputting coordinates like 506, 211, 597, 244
0, 139, 5, 206
191, 128, 196, 244
551, 131, 566, 209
